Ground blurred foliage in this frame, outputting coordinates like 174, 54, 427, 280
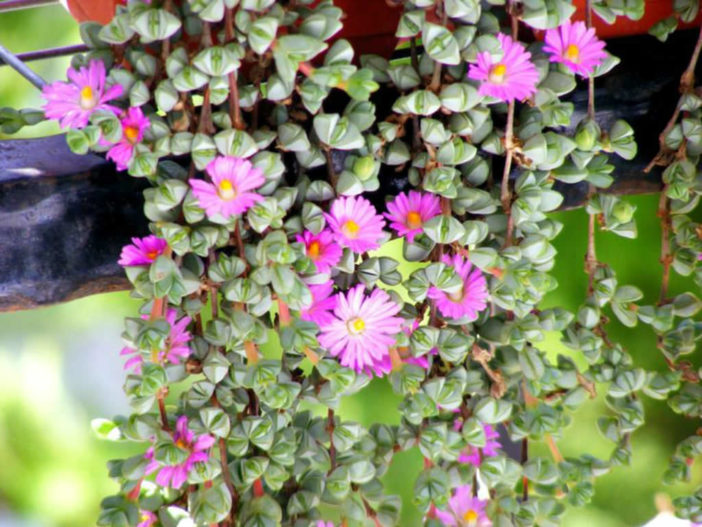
0, 4, 700, 527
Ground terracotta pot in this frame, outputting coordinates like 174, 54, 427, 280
65, 0, 120, 25
571, 0, 702, 38
64, 0, 402, 57
65, 1, 702, 57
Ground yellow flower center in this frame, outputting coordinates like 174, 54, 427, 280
463, 509, 479, 524
308, 240, 321, 259
140, 513, 152, 522
79, 85, 96, 109
406, 211, 422, 229
342, 219, 360, 239
488, 63, 507, 84
218, 179, 237, 200
146, 250, 159, 261
175, 439, 188, 449
124, 126, 140, 144
348, 317, 366, 334
565, 44, 580, 62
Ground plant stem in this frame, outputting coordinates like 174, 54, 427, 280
658, 188, 672, 304
219, 436, 238, 517
585, 211, 598, 294
645, 24, 702, 172
224, 8, 244, 130
585, 0, 595, 120
501, 99, 515, 246
325, 148, 338, 189
327, 409, 336, 471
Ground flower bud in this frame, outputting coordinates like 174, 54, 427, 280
352, 155, 376, 181
575, 118, 601, 152
612, 200, 635, 224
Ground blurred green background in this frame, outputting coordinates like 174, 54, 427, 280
0, 5, 700, 526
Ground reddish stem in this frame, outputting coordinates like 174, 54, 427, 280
277, 298, 291, 326
253, 478, 264, 497
224, 8, 244, 130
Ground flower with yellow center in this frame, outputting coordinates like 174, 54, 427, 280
307, 240, 321, 259
348, 317, 366, 335
124, 126, 140, 144
488, 63, 507, 84
342, 219, 360, 239
565, 43, 580, 63
217, 179, 237, 201
463, 508, 479, 525
79, 85, 96, 110
406, 210, 422, 229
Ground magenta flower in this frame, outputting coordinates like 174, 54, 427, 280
316, 522, 334, 527
137, 510, 157, 527
42, 59, 123, 129
384, 191, 441, 243
120, 309, 192, 373
145, 416, 215, 489
428, 254, 488, 321
189, 156, 265, 220
118, 235, 168, 267
301, 281, 337, 327
400, 319, 436, 369
318, 285, 403, 377
325, 196, 386, 254
468, 34, 539, 102
434, 485, 491, 526
456, 423, 501, 466
296, 230, 342, 273
106, 107, 150, 171
543, 20, 607, 77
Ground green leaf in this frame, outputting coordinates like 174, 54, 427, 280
423, 22, 460, 65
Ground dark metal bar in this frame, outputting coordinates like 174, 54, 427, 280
10, 44, 90, 64
0, 0, 58, 13
0, 42, 45, 88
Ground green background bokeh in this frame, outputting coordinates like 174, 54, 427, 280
0, 6, 699, 526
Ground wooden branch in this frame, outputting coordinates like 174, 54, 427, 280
1, 30, 700, 311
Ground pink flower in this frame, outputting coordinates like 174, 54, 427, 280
543, 20, 607, 77
428, 254, 488, 321
316, 522, 334, 527
42, 59, 123, 129
456, 423, 501, 466
384, 191, 441, 243
399, 319, 436, 369
325, 196, 386, 254
189, 156, 265, 219
301, 281, 337, 327
434, 485, 491, 526
120, 309, 192, 374
468, 34, 539, 102
318, 285, 403, 377
106, 107, 150, 171
296, 230, 342, 273
118, 235, 167, 267
145, 416, 215, 489
137, 510, 157, 527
